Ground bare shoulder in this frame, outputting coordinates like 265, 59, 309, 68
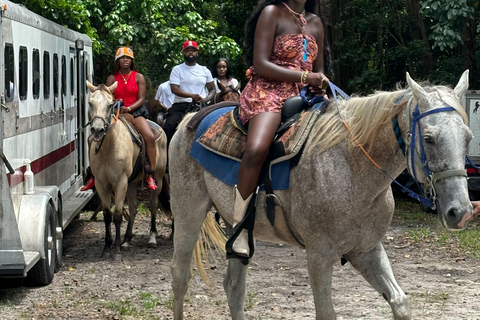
260, 4, 282, 19
106, 74, 115, 86
308, 13, 323, 28
136, 72, 146, 83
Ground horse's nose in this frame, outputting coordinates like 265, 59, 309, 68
445, 206, 471, 230
90, 127, 105, 141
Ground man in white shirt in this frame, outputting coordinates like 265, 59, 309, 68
164, 40, 215, 145
155, 81, 174, 110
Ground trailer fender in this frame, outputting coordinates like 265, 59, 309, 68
17, 186, 59, 259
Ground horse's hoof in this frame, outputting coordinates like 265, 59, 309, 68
148, 232, 157, 248
121, 242, 131, 251
147, 241, 157, 248
101, 251, 110, 259
112, 253, 122, 262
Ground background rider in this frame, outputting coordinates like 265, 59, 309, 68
163, 40, 215, 145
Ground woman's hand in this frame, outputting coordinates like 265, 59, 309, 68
306, 72, 329, 95
120, 106, 130, 114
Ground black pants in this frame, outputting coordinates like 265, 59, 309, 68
163, 102, 192, 146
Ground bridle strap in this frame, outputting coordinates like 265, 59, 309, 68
93, 101, 121, 154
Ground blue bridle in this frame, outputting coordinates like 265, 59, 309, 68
396, 100, 467, 209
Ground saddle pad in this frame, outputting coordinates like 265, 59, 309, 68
197, 106, 321, 164
121, 117, 163, 144
190, 107, 290, 190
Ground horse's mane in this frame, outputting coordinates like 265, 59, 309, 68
95, 83, 113, 95
308, 84, 467, 154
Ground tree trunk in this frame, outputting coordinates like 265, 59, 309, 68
463, 16, 477, 88
405, 0, 435, 75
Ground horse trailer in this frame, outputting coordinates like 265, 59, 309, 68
462, 90, 480, 199
0, 0, 94, 285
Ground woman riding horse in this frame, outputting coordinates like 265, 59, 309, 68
231, 0, 329, 258
83, 47, 158, 190
212, 58, 240, 93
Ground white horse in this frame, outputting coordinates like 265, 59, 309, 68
169, 71, 473, 319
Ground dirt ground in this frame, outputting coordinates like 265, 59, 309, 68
1, 198, 480, 320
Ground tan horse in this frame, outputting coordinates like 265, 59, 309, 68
86, 81, 167, 260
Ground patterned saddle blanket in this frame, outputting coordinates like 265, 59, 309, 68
188, 103, 324, 190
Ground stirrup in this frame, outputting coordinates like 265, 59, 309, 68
81, 177, 95, 191
146, 176, 158, 190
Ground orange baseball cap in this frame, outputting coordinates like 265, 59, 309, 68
115, 47, 134, 61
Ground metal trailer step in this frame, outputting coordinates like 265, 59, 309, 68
62, 189, 93, 228
0, 250, 40, 277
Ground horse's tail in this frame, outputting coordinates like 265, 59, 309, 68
193, 212, 227, 291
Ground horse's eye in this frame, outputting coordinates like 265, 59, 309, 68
424, 135, 434, 144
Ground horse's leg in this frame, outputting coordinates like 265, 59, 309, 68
223, 258, 248, 320
148, 178, 162, 248
101, 207, 113, 259
112, 181, 128, 260
97, 187, 113, 258
347, 242, 411, 320
122, 183, 138, 249
171, 199, 210, 320
305, 244, 337, 320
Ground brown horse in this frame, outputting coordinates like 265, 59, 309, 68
212, 80, 240, 104
86, 81, 168, 260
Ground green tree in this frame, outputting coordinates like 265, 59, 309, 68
16, 0, 242, 91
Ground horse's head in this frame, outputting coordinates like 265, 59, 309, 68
86, 81, 118, 142
405, 70, 473, 230
213, 80, 240, 104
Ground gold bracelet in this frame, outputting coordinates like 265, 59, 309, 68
301, 71, 309, 85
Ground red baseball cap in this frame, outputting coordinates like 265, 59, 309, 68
183, 40, 198, 51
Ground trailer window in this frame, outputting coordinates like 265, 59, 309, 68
61, 55, 66, 96
70, 57, 74, 96
33, 49, 40, 99
43, 51, 50, 99
53, 54, 58, 97
4, 43, 14, 102
19, 46, 27, 100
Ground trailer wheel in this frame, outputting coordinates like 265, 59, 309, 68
26, 203, 56, 286
55, 198, 63, 272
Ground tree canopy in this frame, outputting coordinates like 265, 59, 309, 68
13, 0, 480, 94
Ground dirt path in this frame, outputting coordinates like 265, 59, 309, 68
1, 202, 480, 319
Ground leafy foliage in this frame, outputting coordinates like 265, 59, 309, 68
12, 0, 480, 93
421, 0, 473, 51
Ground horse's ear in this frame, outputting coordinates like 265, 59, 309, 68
217, 79, 226, 92
406, 72, 428, 101
86, 80, 97, 92
108, 81, 118, 93
453, 70, 469, 101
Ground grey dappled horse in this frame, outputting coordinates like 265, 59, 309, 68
86, 81, 167, 260
169, 71, 473, 319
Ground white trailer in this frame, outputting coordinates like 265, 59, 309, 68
462, 90, 480, 198
0, 0, 94, 285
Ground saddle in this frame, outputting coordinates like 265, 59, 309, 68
119, 116, 163, 183
188, 90, 327, 264
192, 93, 327, 165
